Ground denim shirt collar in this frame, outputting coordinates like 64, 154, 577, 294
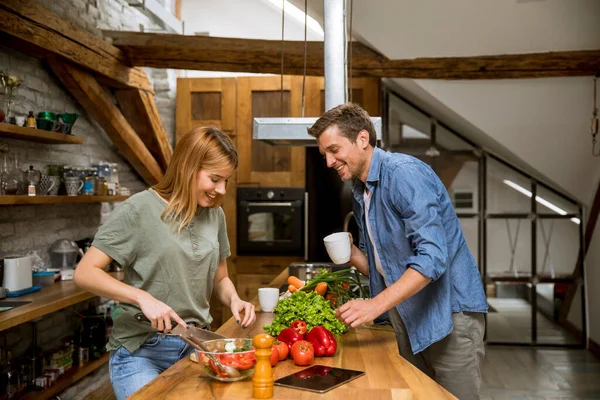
352, 146, 385, 203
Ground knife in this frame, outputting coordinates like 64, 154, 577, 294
133, 312, 226, 341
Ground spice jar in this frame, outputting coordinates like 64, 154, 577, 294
26, 111, 36, 128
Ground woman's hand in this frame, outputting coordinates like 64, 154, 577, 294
230, 298, 256, 328
137, 292, 186, 332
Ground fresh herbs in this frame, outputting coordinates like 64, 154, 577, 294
263, 291, 348, 337
301, 268, 368, 305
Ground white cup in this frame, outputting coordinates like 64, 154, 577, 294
258, 288, 280, 312
323, 232, 351, 264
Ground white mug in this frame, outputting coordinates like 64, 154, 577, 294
323, 232, 352, 264
258, 288, 280, 312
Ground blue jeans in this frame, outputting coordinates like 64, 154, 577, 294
109, 334, 193, 400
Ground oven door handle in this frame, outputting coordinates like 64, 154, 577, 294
246, 202, 294, 207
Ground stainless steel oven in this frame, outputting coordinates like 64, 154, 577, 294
237, 187, 307, 257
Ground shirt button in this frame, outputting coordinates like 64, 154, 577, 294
194, 244, 198, 249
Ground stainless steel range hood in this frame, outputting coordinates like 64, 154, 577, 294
253, 117, 382, 146
253, 0, 382, 146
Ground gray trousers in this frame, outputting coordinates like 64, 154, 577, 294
387, 307, 485, 400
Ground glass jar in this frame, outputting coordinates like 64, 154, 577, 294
82, 171, 95, 196
95, 177, 107, 196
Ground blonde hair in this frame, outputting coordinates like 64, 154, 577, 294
152, 126, 238, 232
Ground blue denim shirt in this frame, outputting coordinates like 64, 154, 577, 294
352, 147, 488, 354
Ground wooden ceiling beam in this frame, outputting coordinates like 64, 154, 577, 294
0, 0, 153, 92
103, 31, 600, 80
115, 89, 173, 171
46, 58, 163, 185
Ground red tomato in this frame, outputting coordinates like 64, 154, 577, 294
290, 340, 314, 366
273, 340, 289, 360
291, 320, 307, 335
270, 345, 279, 367
218, 352, 256, 371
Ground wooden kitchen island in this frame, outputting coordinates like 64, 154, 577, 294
130, 270, 456, 400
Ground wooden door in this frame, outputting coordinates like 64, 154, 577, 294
236, 76, 307, 188
175, 78, 237, 328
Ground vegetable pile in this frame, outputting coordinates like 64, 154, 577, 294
288, 268, 368, 306
268, 322, 337, 367
263, 291, 348, 337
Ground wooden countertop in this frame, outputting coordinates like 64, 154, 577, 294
130, 270, 456, 400
0, 272, 123, 331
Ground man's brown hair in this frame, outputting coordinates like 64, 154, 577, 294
307, 102, 376, 146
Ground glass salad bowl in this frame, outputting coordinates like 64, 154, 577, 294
194, 338, 256, 382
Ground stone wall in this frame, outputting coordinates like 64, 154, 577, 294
0, 1, 178, 398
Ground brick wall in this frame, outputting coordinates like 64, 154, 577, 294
0, 1, 177, 398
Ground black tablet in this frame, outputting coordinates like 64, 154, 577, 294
274, 365, 365, 393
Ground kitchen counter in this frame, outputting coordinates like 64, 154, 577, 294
130, 269, 456, 399
0, 272, 124, 332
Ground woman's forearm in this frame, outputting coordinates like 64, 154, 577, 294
74, 247, 149, 306
213, 276, 240, 307
74, 266, 148, 306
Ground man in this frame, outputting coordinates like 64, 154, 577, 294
308, 103, 488, 400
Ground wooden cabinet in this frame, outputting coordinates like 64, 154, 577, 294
236, 76, 308, 188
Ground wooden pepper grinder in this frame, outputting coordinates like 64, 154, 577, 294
252, 333, 274, 399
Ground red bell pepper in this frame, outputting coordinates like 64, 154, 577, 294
277, 327, 304, 351
306, 326, 337, 357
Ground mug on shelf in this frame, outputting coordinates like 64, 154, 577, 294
38, 174, 56, 196
64, 177, 83, 196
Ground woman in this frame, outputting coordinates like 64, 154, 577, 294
74, 127, 256, 400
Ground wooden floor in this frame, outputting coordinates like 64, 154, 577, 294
487, 298, 579, 345
83, 381, 116, 400
481, 346, 600, 400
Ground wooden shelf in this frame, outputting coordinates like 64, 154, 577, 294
22, 353, 109, 400
0, 195, 129, 205
0, 122, 84, 144
0, 272, 123, 332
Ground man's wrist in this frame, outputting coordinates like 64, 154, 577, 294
371, 295, 389, 316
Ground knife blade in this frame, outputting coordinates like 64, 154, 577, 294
133, 312, 226, 340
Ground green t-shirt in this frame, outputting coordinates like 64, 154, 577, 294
92, 189, 231, 353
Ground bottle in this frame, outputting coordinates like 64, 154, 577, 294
25, 165, 41, 197
108, 163, 119, 195
26, 111, 36, 128
5, 351, 18, 399
78, 322, 89, 367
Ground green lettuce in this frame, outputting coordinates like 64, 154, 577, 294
263, 291, 348, 336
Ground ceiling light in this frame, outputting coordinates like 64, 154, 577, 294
264, 0, 324, 36
502, 180, 580, 224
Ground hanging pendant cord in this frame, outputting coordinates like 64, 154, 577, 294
592, 76, 599, 156
348, 0, 353, 103
280, 0, 285, 117
301, 0, 308, 117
